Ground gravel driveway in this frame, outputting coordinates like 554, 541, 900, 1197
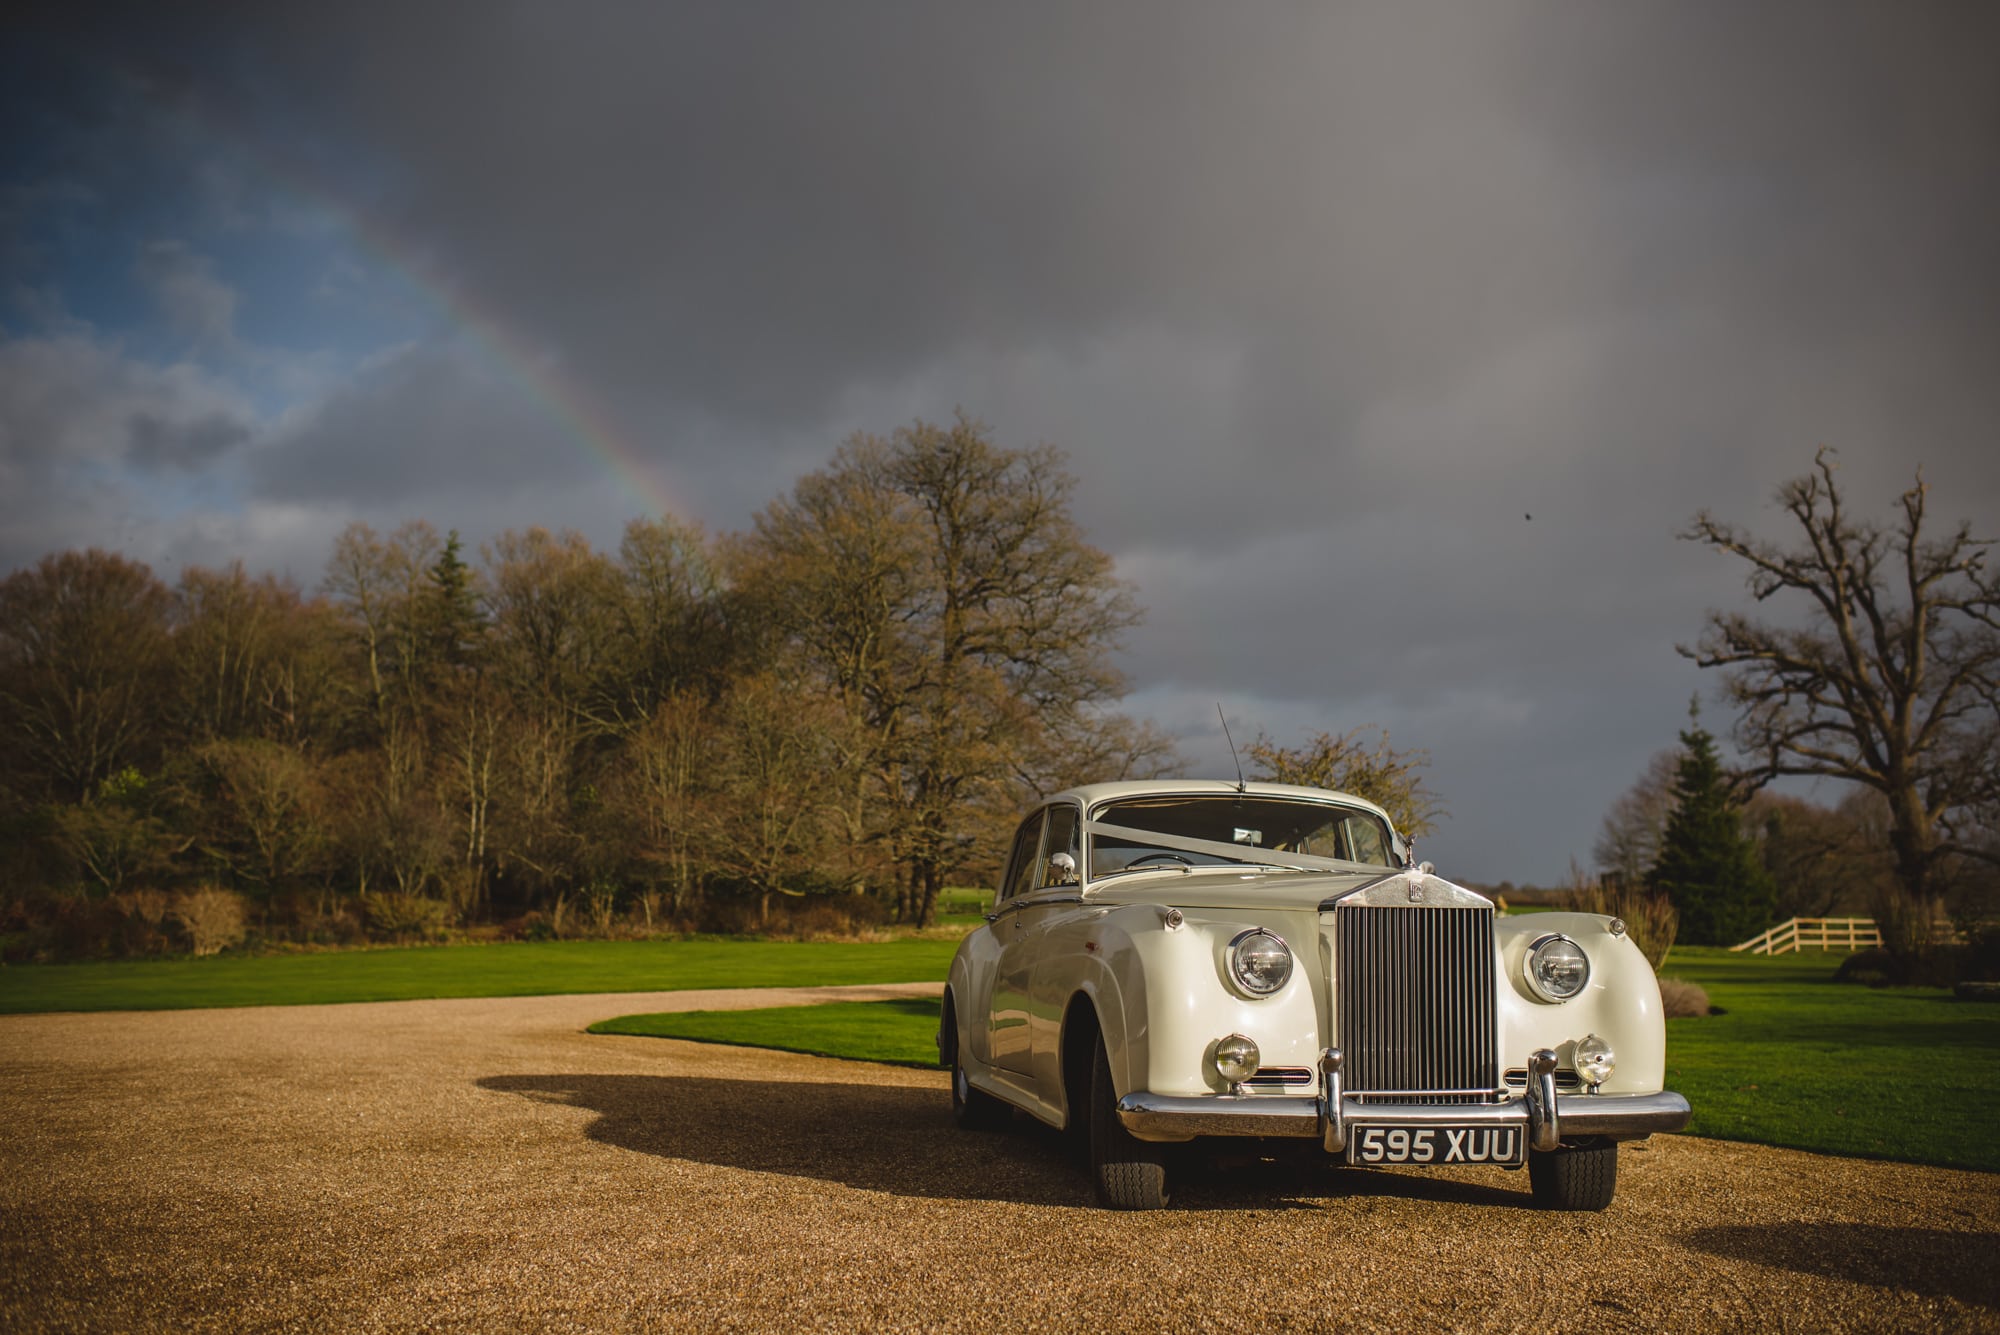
3, 987, 1996, 1333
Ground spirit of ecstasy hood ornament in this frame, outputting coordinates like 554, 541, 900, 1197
1402, 844, 1436, 902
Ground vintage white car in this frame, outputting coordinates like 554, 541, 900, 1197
939, 780, 1690, 1210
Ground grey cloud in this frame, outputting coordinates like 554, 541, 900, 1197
133, 239, 237, 347
126, 409, 249, 469
249, 342, 632, 511
0, 330, 260, 571
0, 331, 253, 472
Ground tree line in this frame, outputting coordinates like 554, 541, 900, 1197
4, 430, 1990, 967
0, 417, 1178, 957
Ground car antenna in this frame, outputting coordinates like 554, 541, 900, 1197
1217, 703, 1246, 793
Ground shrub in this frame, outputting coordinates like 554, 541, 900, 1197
358, 892, 448, 942
110, 888, 176, 955
174, 887, 248, 956
1657, 977, 1712, 1018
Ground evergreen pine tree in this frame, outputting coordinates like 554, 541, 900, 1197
426, 530, 484, 673
1648, 708, 1778, 945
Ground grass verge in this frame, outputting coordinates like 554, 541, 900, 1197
590, 997, 944, 1068
0, 936, 961, 1014
1660, 945, 2000, 1173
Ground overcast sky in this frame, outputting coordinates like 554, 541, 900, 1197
4, 3, 1996, 883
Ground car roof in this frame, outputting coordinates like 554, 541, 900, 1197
1042, 779, 1396, 827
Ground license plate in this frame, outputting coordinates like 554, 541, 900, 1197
1349, 1124, 1524, 1166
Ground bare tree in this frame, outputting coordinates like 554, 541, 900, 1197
187, 738, 329, 897
1245, 725, 1445, 839
1745, 788, 1892, 921
737, 415, 1141, 926
482, 527, 623, 730
1681, 450, 2000, 951
1593, 748, 1681, 887
612, 516, 733, 717
0, 550, 172, 803
613, 690, 722, 916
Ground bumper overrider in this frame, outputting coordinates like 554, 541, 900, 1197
1115, 1047, 1692, 1150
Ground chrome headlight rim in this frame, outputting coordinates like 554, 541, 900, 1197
1522, 932, 1591, 1002
1228, 927, 1294, 997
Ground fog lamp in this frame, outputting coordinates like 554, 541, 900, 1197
1574, 1033, 1615, 1089
1214, 1034, 1261, 1086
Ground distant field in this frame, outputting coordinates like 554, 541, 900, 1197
0, 937, 963, 1015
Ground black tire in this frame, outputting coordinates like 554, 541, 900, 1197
1528, 1141, 1618, 1211
1091, 1037, 1170, 1209
945, 1000, 1010, 1131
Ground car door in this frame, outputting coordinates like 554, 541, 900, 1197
987, 810, 1045, 1074
1023, 801, 1083, 1090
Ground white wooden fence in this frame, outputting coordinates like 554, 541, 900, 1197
1731, 917, 1883, 956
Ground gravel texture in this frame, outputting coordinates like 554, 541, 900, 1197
3, 985, 1997, 1333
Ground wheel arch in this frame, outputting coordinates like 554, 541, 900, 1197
1059, 991, 1101, 1131
938, 986, 960, 1068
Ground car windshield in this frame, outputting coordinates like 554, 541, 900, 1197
1087, 794, 1398, 878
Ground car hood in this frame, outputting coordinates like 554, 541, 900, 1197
1084, 866, 1459, 912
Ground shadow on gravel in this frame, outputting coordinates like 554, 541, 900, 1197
1682, 1224, 2000, 1310
477, 1073, 1533, 1211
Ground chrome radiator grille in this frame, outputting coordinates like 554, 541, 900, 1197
1334, 904, 1499, 1102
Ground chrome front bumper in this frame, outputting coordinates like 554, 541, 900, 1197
1115, 1047, 1692, 1149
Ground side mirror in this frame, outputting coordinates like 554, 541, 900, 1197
1048, 851, 1079, 886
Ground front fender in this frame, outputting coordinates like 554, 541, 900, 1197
946, 925, 1002, 1067
1495, 913, 1667, 1093
1058, 904, 1324, 1102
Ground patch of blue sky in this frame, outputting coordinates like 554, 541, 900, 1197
140, 465, 252, 526
232, 230, 427, 361
4, 30, 423, 400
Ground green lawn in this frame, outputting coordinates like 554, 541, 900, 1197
591, 996, 945, 1067
0, 936, 961, 1014
1659, 945, 2000, 1173
594, 946, 2000, 1174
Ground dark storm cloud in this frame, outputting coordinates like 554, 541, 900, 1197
126, 408, 248, 469
249, 343, 595, 506
11, 0, 1999, 878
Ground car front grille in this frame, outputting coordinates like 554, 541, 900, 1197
1334, 903, 1499, 1103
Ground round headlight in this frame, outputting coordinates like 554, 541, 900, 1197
1230, 929, 1293, 996
1214, 1033, 1261, 1084
1574, 1033, 1615, 1088
1524, 934, 1590, 1001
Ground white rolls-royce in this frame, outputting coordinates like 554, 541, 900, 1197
939, 781, 1690, 1210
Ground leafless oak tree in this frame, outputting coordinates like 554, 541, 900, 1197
1680, 450, 2000, 949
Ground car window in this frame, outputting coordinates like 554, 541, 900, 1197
1089, 794, 1398, 874
1039, 804, 1080, 887
1000, 811, 1045, 901
1342, 813, 1394, 867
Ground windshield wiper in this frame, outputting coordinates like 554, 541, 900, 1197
1097, 859, 1305, 881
